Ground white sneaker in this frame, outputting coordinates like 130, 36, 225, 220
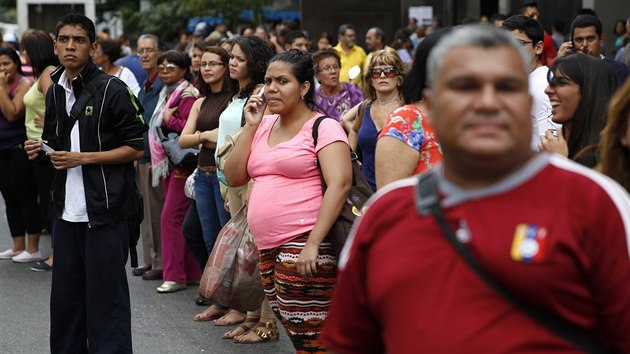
12, 251, 43, 263
0, 248, 23, 260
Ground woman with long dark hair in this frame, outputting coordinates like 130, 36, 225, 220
179, 46, 236, 275
20, 29, 60, 270
541, 53, 619, 167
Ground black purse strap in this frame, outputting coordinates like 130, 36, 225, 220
416, 171, 612, 354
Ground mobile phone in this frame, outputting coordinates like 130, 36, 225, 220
41, 142, 55, 153
257, 85, 265, 99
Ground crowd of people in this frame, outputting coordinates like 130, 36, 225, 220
1, 1, 630, 352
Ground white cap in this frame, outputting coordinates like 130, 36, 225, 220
3, 33, 17, 43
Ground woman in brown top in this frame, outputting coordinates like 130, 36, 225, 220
180, 46, 237, 263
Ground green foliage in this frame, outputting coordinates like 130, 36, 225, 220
135, 2, 193, 41
0, 8, 16, 23
184, 0, 273, 27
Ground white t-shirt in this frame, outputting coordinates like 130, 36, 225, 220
529, 66, 560, 150
58, 70, 89, 222
116, 66, 140, 97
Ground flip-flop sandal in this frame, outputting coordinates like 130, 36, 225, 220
193, 306, 228, 322
213, 310, 246, 326
223, 319, 260, 339
234, 322, 279, 344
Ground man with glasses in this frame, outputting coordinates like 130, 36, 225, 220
24, 13, 146, 353
134, 33, 166, 281
334, 24, 366, 88
503, 15, 558, 150
558, 14, 628, 84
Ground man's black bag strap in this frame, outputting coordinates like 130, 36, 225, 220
415, 171, 612, 354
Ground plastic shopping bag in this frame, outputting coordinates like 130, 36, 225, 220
199, 205, 264, 312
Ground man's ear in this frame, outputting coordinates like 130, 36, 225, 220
534, 40, 544, 56
89, 42, 97, 57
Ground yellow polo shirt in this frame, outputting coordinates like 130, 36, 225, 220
334, 43, 367, 88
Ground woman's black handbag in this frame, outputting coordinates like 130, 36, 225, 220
156, 127, 199, 170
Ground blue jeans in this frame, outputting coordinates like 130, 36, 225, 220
194, 170, 231, 254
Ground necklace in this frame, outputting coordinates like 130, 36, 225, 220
377, 95, 399, 105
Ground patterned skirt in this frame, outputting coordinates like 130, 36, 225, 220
259, 233, 337, 354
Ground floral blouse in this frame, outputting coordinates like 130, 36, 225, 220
378, 104, 442, 175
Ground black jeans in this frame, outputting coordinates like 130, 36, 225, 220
182, 201, 207, 272
0, 147, 42, 236
50, 219, 132, 354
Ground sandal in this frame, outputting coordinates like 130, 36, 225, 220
213, 310, 246, 326
223, 318, 260, 339
234, 321, 279, 344
193, 305, 228, 322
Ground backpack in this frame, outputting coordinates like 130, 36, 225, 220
312, 116, 373, 257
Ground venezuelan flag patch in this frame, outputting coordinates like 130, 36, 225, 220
510, 224, 547, 262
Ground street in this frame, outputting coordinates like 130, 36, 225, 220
0, 200, 294, 354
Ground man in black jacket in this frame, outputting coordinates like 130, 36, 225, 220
25, 13, 145, 354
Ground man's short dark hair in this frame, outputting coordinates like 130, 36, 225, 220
571, 14, 602, 37
502, 15, 544, 48
285, 30, 307, 46
491, 13, 508, 23
521, 1, 538, 9
56, 13, 96, 44
338, 24, 355, 37
576, 8, 598, 18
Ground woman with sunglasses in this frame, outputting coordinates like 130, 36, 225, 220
374, 29, 447, 190
340, 48, 406, 191
313, 49, 364, 121
179, 46, 237, 279
540, 54, 618, 167
148, 50, 201, 293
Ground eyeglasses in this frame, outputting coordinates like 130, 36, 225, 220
138, 48, 158, 55
370, 67, 398, 79
158, 63, 178, 71
200, 61, 223, 68
319, 65, 339, 73
516, 39, 533, 46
